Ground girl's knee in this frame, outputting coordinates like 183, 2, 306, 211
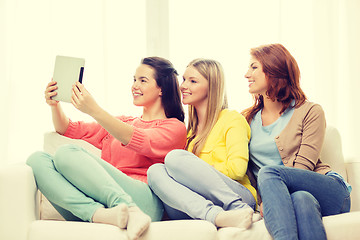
291, 191, 318, 206
53, 144, 78, 171
164, 149, 189, 169
26, 151, 51, 169
258, 165, 280, 185
55, 144, 77, 157
258, 165, 281, 175
291, 191, 320, 215
147, 163, 166, 187
165, 149, 188, 161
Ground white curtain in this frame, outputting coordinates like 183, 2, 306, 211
1, 0, 359, 165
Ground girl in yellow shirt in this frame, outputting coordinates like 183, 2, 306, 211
147, 59, 258, 229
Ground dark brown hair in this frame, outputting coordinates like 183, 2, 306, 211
141, 57, 184, 122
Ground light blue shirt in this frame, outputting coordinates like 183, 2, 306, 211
249, 102, 295, 178
248, 102, 352, 194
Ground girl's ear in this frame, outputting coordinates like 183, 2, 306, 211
159, 89, 162, 96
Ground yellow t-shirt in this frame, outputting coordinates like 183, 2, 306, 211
187, 109, 257, 201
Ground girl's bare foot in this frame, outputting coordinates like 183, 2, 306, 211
92, 204, 129, 229
215, 207, 254, 229
127, 207, 151, 240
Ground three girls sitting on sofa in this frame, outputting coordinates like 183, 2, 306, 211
27, 43, 351, 240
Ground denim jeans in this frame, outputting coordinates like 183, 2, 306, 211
258, 165, 351, 240
147, 149, 256, 224
27, 144, 163, 222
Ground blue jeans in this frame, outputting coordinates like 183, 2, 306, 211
258, 165, 351, 240
27, 144, 163, 222
147, 149, 256, 224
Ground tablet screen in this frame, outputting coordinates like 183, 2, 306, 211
52, 55, 85, 103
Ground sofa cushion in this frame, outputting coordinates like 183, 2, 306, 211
218, 212, 360, 240
217, 220, 272, 240
43, 132, 101, 157
323, 212, 360, 240
28, 220, 218, 240
346, 162, 360, 211
320, 126, 347, 179
28, 220, 127, 240
38, 191, 65, 221
143, 220, 218, 240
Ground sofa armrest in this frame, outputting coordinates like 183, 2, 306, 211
0, 164, 38, 240
345, 159, 360, 212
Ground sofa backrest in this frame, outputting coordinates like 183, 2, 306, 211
44, 126, 348, 180
320, 126, 347, 180
43, 132, 101, 157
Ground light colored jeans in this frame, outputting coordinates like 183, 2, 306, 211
258, 165, 351, 240
27, 144, 163, 222
147, 149, 256, 224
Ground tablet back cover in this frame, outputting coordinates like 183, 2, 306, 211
52, 55, 85, 103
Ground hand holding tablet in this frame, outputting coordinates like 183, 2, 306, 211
51, 55, 85, 103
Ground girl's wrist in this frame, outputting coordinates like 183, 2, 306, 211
90, 105, 105, 120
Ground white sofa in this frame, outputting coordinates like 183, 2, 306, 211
1, 126, 360, 240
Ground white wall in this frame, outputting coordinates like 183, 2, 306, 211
1, 0, 10, 165
1, 0, 359, 166
1, 0, 146, 165
168, 0, 360, 161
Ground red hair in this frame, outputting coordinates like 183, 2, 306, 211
243, 43, 307, 122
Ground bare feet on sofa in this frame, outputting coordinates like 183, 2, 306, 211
215, 207, 254, 229
127, 207, 151, 240
92, 204, 129, 229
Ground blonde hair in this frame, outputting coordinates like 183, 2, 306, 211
186, 58, 228, 155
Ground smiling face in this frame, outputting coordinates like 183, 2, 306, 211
245, 57, 268, 96
180, 66, 209, 108
132, 64, 162, 107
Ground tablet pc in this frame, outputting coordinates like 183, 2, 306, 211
52, 55, 85, 103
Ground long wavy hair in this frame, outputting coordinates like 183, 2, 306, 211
242, 43, 307, 122
186, 59, 228, 155
141, 57, 185, 122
